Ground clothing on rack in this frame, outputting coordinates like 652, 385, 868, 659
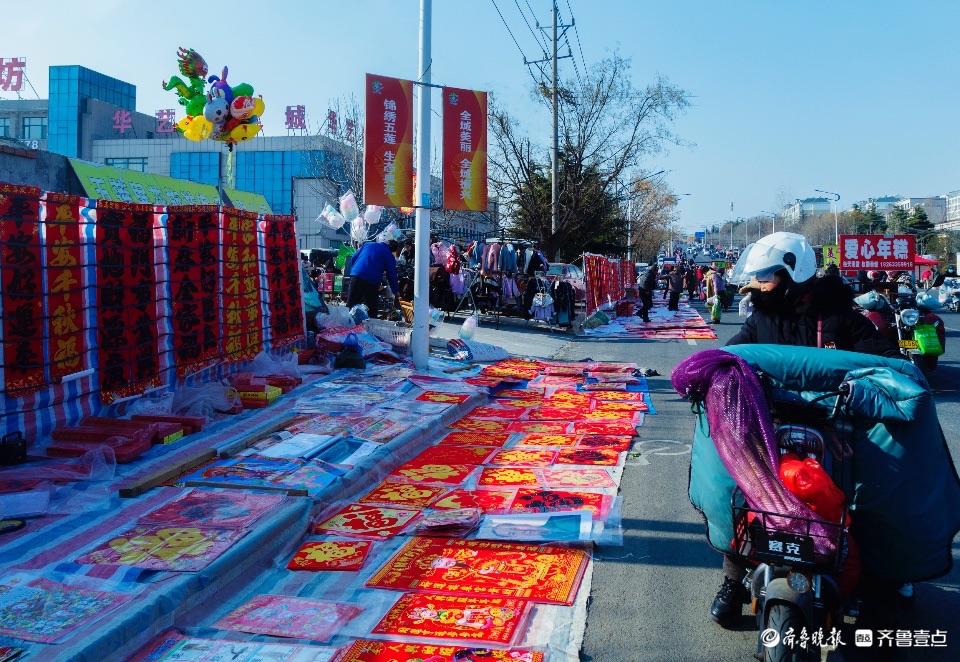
498, 242, 518, 273
485, 241, 502, 275
551, 280, 576, 326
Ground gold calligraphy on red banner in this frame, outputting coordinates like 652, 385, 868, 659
222, 207, 263, 361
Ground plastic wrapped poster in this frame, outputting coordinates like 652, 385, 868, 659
312, 503, 421, 540
410, 446, 496, 466
486, 449, 558, 467
477, 467, 541, 488
571, 421, 637, 436
539, 468, 617, 489
0, 577, 133, 643
366, 536, 590, 605
575, 435, 634, 451
287, 540, 373, 571
213, 594, 362, 641
505, 421, 571, 435
404, 508, 481, 537
514, 434, 580, 448
436, 432, 512, 448
335, 639, 545, 662
130, 631, 339, 661
76, 524, 248, 571
554, 449, 622, 466
509, 488, 613, 519
475, 511, 594, 543
386, 463, 476, 487
466, 405, 528, 420
357, 481, 449, 508
428, 488, 516, 513
415, 391, 471, 404
140, 490, 284, 529
370, 592, 531, 645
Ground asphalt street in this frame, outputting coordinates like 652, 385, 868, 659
435, 299, 960, 662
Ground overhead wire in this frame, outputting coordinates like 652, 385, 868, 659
565, 0, 589, 79
489, 0, 546, 88
515, 0, 550, 55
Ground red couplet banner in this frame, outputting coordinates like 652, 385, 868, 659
364, 73, 414, 208
838, 234, 916, 271
442, 87, 488, 211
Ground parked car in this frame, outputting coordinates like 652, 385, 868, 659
545, 263, 586, 302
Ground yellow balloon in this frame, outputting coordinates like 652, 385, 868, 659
176, 116, 193, 131
251, 97, 265, 117
230, 123, 262, 142
183, 116, 213, 141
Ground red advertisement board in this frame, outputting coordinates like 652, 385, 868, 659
364, 73, 414, 207
838, 234, 915, 271
442, 86, 488, 211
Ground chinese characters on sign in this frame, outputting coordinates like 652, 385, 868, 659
155, 109, 176, 134
822, 244, 839, 267
838, 234, 915, 271
113, 110, 133, 134
0, 57, 25, 92
345, 118, 355, 143
285, 105, 306, 131
364, 74, 414, 207
442, 87, 488, 211
326, 109, 337, 134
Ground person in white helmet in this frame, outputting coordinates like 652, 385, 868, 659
709, 231, 900, 629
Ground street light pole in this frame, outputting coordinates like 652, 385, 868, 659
761, 211, 778, 235
815, 189, 841, 244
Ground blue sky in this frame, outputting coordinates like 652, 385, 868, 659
6, 1, 960, 232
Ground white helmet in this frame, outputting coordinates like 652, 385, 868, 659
728, 232, 817, 285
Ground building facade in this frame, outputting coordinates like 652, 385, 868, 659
781, 197, 834, 225
892, 196, 947, 225
1, 63, 494, 250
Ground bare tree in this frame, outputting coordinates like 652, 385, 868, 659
628, 174, 680, 262
490, 51, 690, 258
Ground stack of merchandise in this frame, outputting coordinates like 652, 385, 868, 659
129, 357, 656, 661
584, 295, 718, 340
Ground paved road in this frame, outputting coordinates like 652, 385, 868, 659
437, 300, 960, 661
574, 302, 960, 662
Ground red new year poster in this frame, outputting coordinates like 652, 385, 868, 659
364, 73, 414, 207
442, 86, 487, 211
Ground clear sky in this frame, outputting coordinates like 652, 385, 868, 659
5, 0, 959, 233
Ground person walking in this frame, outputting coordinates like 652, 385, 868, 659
661, 266, 684, 312
637, 264, 659, 323
346, 239, 400, 319
703, 267, 722, 323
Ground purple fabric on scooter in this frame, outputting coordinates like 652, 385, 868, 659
672, 349, 837, 559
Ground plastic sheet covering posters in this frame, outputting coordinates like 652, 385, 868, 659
75, 524, 247, 571
366, 536, 590, 605
0, 577, 132, 643
212, 595, 362, 641
141, 489, 284, 529
312, 504, 420, 540
337, 639, 544, 662
428, 488, 516, 512
129, 631, 339, 662
371, 592, 531, 645
358, 481, 449, 508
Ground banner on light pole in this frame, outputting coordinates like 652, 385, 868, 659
364, 73, 414, 208
441, 87, 487, 211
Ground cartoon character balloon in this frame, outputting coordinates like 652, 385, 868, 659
163, 48, 264, 147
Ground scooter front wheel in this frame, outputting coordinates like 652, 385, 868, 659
763, 603, 818, 662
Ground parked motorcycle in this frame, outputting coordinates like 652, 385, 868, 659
856, 287, 946, 371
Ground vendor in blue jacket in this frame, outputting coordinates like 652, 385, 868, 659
346, 239, 400, 318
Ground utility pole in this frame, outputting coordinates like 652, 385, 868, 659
528, 1, 571, 260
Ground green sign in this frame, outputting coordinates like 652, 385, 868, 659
69, 159, 272, 213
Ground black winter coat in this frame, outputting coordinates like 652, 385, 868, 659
727, 274, 899, 357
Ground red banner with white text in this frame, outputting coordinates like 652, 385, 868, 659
442, 87, 488, 211
364, 73, 414, 207
838, 234, 915, 271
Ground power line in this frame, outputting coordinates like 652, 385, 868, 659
564, 0, 589, 78
489, 0, 546, 87
514, 0, 549, 55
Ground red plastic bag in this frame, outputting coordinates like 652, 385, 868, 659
779, 454, 845, 523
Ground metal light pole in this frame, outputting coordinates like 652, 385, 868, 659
761, 211, 778, 235
815, 189, 841, 245
411, 0, 432, 370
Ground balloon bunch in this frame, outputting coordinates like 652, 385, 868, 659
318, 191, 383, 245
163, 47, 264, 146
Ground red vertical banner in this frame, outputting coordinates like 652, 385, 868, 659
222, 207, 263, 362
0, 183, 45, 393
262, 214, 305, 346
42, 192, 89, 382
95, 201, 161, 403
442, 87, 488, 211
167, 206, 221, 378
364, 73, 414, 207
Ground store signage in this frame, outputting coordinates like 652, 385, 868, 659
0, 57, 25, 92
69, 159, 272, 213
838, 234, 915, 271
364, 73, 414, 207
285, 105, 306, 130
155, 109, 177, 134
822, 244, 839, 266
442, 86, 488, 211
